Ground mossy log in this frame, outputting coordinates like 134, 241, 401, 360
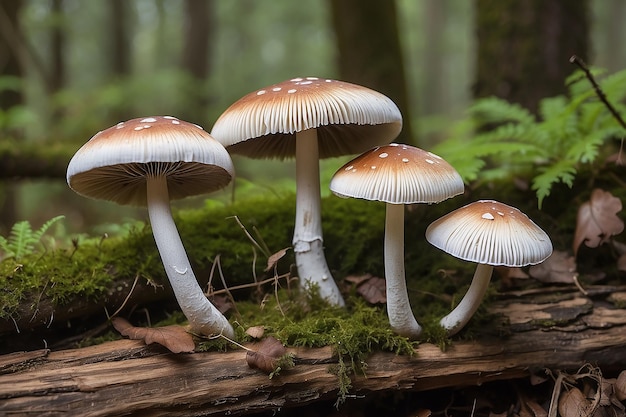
1, 286, 625, 416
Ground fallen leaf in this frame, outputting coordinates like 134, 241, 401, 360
529, 251, 577, 284
209, 293, 233, 315
616, 370, 626, 401
344, 273, 374, 286
111, 317, 195, 353
573, 189, 624, 256
265, 247, 290, 272
356, 275, 386, 304
558, 387, 591, 417
245, 325, 265, 339
246, 336, 287, 374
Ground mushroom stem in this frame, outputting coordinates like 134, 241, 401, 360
439, 263, 493, 336
146, 175, 234, 338
293, 129, 345, 306
384, 203, 422, 339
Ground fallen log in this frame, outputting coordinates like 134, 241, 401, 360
1, 287, 625, 416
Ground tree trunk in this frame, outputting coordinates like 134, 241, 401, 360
1, 286, 625, 416
474, 0, 590, 113
329, 0, 413, 144
109, 0, 131, 77
180, 0, 215, 123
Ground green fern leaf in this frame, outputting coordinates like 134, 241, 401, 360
532, 160, 577, 208
469, 97, 535, 126
0, 215, 65, 260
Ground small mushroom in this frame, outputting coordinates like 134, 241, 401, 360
211, 77, 403, 306
330, 143, 464, 339
425, 200, 553, 336
67, 116, 235, 338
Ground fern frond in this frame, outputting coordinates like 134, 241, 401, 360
9, 221, 34, 260
469, 97, 535, 126
0, 215, 65, 260
32, 215, 65, 243
531, 160, 577, 208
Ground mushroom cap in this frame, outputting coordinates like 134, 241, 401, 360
67, 116, 234, 206
210, 76, 403, 159
329, 143, 464, 204
425, 200, 553, 267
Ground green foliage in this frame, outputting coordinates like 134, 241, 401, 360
432, 68, 626, 207
0, 215, 65, 261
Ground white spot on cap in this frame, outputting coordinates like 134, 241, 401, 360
345, 165, 354, 171
115, 122, 125, 129
272, 87, 282, 92
425, 159, 435, 164
257, 90, 267, 95
482, 212, 495, 220
171, 120, 180, 125
140, 117, 157, 123
427, 152, 442, 160
287, 89, 297, 94
163, 116, 177, 120
497, 211, 505, 216
370, 165, 377, 170
379, 152, 389, 158
134, 126, 144, 131
290, 77, 303, 82
402, 158, 409, 163
306, 77, 319, 80
390, 143, 399, 147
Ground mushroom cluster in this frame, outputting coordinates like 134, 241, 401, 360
67, 116, 235, 338
211, 77, 403, 307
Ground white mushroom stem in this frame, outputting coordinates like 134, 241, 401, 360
384, 203, 422, 339
293, 129, 345, 306
146, 174, 235, 338
439, 263, 493, 336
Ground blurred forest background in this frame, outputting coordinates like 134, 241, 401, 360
1, 0, 626, 238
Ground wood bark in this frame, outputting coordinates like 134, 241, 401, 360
1, 286, 625, 416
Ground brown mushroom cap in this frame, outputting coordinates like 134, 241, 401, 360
425, 200, 553, 267
329, 143, 464, 204
67, 116, 234, 206
210, 77, 403, 159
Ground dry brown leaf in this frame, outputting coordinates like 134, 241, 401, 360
265, 247, 290, 272
246, 336, 287, 374
573, 189, 624, 256
245, 325, 265, 339
111, 317, 195, 353
356, 276, 386, 304
616, 370, 626, 401
558, 387, 592, 417
344, 273, 374, 285
529, 251, 577, 284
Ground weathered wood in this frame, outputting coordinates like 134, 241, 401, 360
1, 287, 625, 416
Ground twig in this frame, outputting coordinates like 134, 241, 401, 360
109, 274, 141, 319
214, 254, 241, 318
227, 215, 271, 258
570, 55, 626, 131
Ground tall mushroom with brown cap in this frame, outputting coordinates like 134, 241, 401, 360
67, 116, 235, 338
425, 200, 553, 336
211, 77, 403, 307
330, 143, 464, 339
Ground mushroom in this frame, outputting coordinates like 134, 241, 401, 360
67, 116, 235, 338
329, 143, 464, 339
425, 200, 553, 336
210, 77, 403, 307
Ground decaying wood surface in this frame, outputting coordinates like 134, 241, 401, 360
1, 286, 626, 416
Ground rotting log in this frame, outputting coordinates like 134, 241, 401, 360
1, 287, 626, 416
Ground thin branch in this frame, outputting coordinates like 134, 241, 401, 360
569, 55, 626, 131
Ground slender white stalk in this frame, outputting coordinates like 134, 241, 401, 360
384, 203, 422, 339
146, 175, 234, 338
440, 263, 493, 336
293, 129, 345, 306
